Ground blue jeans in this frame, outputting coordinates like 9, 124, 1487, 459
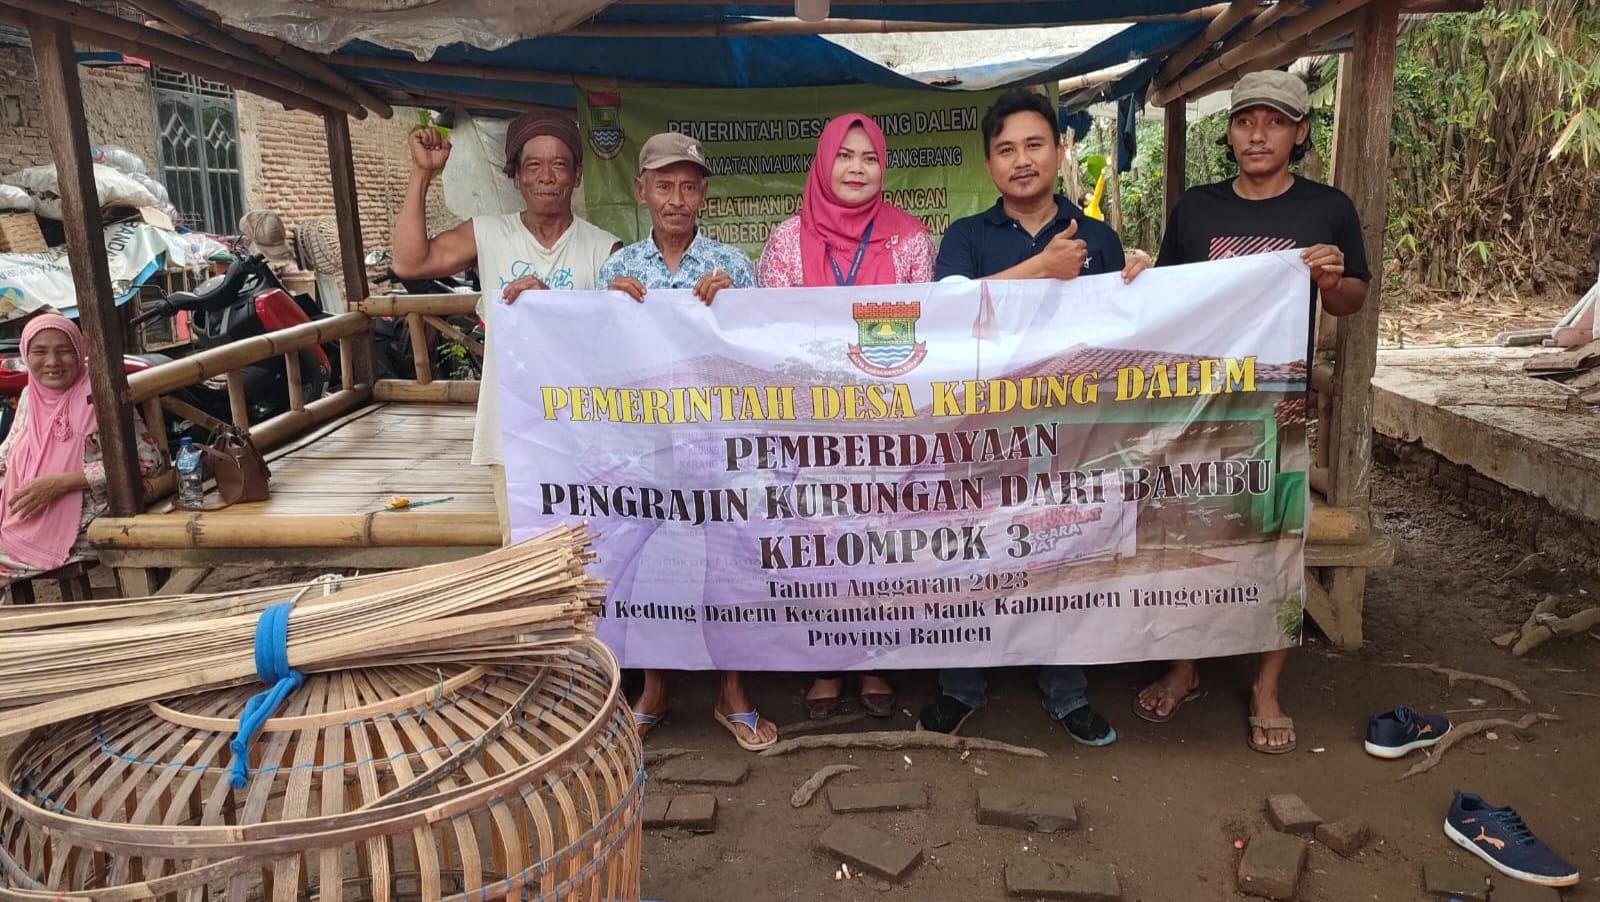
939, 666, 1088, 721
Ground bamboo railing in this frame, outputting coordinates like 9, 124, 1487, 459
354, 293, 484, 403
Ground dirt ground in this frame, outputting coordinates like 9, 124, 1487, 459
621, 467, 1600, 902
1380, 287, 1580, 348
72, 463, 1597, 901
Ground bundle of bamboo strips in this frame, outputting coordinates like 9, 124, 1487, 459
0, 524, 603, 738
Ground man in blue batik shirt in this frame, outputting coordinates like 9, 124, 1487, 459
600, 132, 756, 305
598, 131, 777, 752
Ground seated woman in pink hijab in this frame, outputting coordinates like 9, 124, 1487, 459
0, 315, 161, 592
757, 113, 936, 718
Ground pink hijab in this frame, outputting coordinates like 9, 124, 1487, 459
1, 315, 96, 570
799, 113, 927, 287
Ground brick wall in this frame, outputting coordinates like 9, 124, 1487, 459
238, 92, 459, 255
0, 50, 160, 176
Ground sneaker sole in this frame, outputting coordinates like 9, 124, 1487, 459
1363, 729, 1449, 759
1067, 725, 1118, 747
1443, 820, 1581, 887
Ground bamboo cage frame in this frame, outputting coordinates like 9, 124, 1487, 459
29, 0, 1422, 644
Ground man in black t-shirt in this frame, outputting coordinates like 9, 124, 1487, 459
1125, 70, 1370, 755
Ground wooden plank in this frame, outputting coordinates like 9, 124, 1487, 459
325, 112, 379, 389
1163, 99, 1187, 215
155, 568, 212, 596
1304, 534, 1393, 568
1328, 0, 1400, 509
28, 15, 141, 517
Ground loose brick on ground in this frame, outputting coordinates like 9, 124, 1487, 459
654, 758, 749, 786
1314, 816, 1372, 857
827, 781, 927, 814
977, 788, 1080, 833
1421, 859, 1490, 901
1237, 831, 1308, 901
641, 794, 671, 829
814, 821, 923, 883
1004, 856, 1122, 901
1265, 794, 1323, 835
664, 793, 717, 832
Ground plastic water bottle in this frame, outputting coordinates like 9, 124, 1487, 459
176, 437, 205, 510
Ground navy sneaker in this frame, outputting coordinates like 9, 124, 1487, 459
1059, 704, 1117, 747
1444, 791, 1580, 887
1364, 705, 1451, 758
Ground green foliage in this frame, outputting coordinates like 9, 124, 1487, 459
1277, 592, 1304, 641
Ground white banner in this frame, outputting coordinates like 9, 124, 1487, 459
500, 251, 1313, 670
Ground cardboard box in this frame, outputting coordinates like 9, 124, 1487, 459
0, 212, 46, 253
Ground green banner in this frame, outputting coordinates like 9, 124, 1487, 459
578, 85, 1052, 257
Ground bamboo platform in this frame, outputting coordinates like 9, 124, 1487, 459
87, 402, 499, 592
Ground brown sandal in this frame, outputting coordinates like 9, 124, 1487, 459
1248, 715, 1298, 755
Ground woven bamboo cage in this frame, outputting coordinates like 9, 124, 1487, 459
0, 639, 643, 902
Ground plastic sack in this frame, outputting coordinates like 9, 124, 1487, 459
94, 145, 149, 177
0, 185, 32, 212
439, 116, 526, 220
1, 163, 159, 220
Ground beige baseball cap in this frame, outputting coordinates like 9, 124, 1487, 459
1230, 70, 1310, 121
637, 132, 710, 175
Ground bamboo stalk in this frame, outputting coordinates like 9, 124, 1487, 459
373, 380, 480, 404
356, 294, 480, 318
325, 54, 682, 90
248, 384, 373, 452
1152, 0, 1263, 91
1172, 13, 1359, 103
284, 351, 305, 412
1148, 0, 1375, 106
127, 313, 371, 403
225, 370, 250, 432
421, 316, 484, 358
407, 313, 433, 386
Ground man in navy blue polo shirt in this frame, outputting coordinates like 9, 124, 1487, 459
918, 88, 1124, 747
935, 88, 1127, 282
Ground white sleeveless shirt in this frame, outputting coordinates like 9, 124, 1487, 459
471, 213, 619, 464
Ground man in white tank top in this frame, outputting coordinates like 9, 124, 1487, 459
392, 112, 621, 543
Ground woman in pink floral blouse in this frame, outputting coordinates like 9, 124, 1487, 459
756, 113, 936, 289
756, 113, 934, 719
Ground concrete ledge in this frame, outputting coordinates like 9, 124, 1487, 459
1373, 347, 1600, 526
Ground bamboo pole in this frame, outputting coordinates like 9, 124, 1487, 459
1148, 0, 1376, 106
126, 313, 371, 404
339, 336, 356, 392
1151, 0, 1263, 92
422, 315, 484, 358
225, 370, 250, 432
1163, 100, 1187, 215
1172, 13, 1358, 103
373, 380, 481, 404
392, 88, 559, 115
248, 384, 373, 451
561, 18, 1017, 36
607, 0, 1229, 17
119, 0, 373, 118
284, 351, 305, 412
90, 511, 502, 549
407, 313, 433, 386
325, 54, 682, 90
356, 294, 481, 318
27, 14, 141, 517
1057, 62, 1139, 94
7, 0, 338, 117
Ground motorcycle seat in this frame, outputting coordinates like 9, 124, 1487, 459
167, 255, 265, 308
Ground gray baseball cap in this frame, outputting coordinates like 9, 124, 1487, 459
1230, 70, 1310, 121
638, 132, 710, 175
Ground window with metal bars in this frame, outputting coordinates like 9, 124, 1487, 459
152, 67, 244, 234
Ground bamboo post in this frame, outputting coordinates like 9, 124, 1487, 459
26, 15, 140, 518
1163, 100, 1187, 215
284, 351, 305, 412
325, 112, 378, 388
1151, 0, 1263, 91
407, 313, 433, 385
1106, 127, 1125, 234
225, 370, 250, 432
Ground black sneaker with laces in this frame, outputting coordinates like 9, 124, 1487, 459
915, 695, 975, 734
1059, 704, 1118, 746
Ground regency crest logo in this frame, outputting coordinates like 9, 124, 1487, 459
847, 301, 928, 378
585, 91, 624, 161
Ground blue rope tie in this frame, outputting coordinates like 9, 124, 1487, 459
228, 600, 304, 789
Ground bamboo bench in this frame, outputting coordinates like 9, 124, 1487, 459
86, 293, 1390, 645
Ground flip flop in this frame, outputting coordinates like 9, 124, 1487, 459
714, 709, 777, 752
1132, 683, 1205, 724
632, 707, 669, 739
1248, 715, 1298, 755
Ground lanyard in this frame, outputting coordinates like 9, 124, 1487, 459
828, 222, 874, 287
